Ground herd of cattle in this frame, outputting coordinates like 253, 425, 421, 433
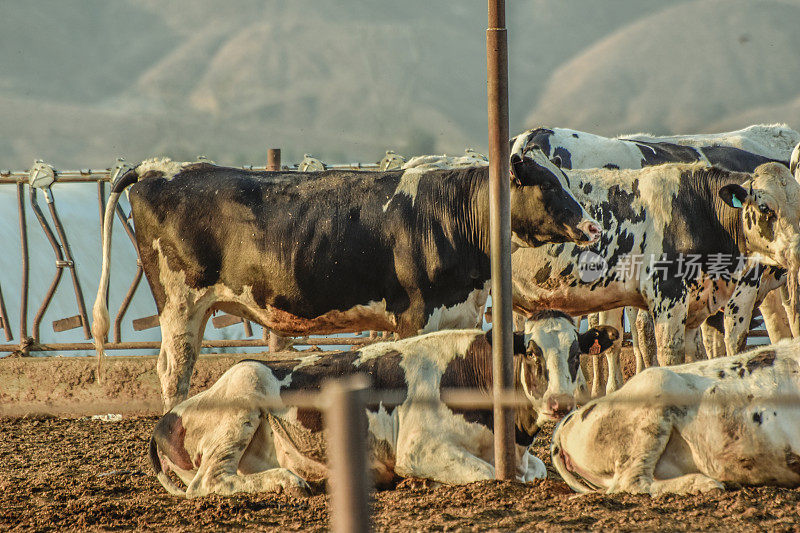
90, 123, 800, 497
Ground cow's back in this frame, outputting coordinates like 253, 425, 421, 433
129, 165, 404, 319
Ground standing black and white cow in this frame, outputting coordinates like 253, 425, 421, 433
510, 125, 800, 390
517, 124, 799, 172
551, 339, 800, 496
148, 318, 618, 497
506, 149, 800, 370
791, 141, 800, 179
92, 156, 601, 409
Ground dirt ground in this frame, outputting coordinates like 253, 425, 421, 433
2, 414, 799, 532
2, 346, 799, 531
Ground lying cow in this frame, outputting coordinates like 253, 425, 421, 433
551, 339, 800, 496
93, 155, 601, 409
149, 317, 618, 497
507, 143, 800, 372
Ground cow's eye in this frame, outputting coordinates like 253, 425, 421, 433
759, 204, 773, 217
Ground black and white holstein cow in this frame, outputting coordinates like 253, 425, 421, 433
92, 156, 601, 410
551, 339, 800, 496
510, 125, 800, 392
521, 123, 799, 172
505, 148, 800, 374
149, 317, 618, 497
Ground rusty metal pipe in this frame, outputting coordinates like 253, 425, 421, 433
29, 188, 65, 342
0, 284, 11, 342
267, 148, 281, 171
487, 0, 515, 480
0, 335, 377, 352
17, 183, 29, 346
114, 265, 143, 343
324, 377, 372, 533
47, 200, 91, 339
115, 203, 138, 247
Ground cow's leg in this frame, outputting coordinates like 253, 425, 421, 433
635, 309, 657, 369
723, 281, 758, 356
395, 436, 495, 484
684, 327, 706, 362
760, 289, 793, 342
586, 313, 604, 397
629, 308, 646, 374
518, 448, 547, 482
649, 474, 724, 496
157, 304, 210, 411
649, 290, 687, 367
186, 409, 309, 498
700, 321, 726, 358
513, 312, 527, 332
591, 355, 603, 399
598, 309, 623, 394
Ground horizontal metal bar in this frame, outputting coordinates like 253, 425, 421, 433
52, 315, 83, 332
212, 314, 244, 329
0, 335, 375, 352
0, 163, 384, 184
132, 315, 160, 331
55, 387, 795, 411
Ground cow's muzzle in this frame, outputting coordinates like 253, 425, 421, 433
576, 219, 601, 245
541, 393, 575, 421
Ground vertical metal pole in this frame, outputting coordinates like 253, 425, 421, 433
487, 0, 515, 480
17, 182, 29, 350
324, 376, 371, 533
97, 180, 109, 307
267, 148, 281, 171
0, 284, 12, 342
266, 148, 286, 352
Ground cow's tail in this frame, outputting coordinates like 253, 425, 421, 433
91, 167, 139, 382
149, 435, 187, 498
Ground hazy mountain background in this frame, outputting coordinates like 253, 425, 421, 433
2, 0, 800, 169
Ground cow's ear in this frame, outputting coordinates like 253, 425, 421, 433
510, 153, 524, 186
719, 184, 748, 209
578, 326, 619, 354
483, 329, 527, 355
513, 332, 527, 355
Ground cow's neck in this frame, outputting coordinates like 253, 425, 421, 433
512, 356, 541, 446
677, 166, 748, 256
422, 167, 491, 255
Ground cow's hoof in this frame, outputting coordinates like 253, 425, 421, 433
685, 476, 724, 494
396, 477, 440, 490
281, 477, 311, 498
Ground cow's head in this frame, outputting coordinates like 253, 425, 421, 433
720, 162, 800, 336
514, 311, 618, 424
509, 151, 601, 246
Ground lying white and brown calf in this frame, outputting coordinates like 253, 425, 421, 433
552, 339, 800, 496
149, 315, 617, 497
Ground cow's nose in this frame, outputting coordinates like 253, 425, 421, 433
577, 220, 601, 244
545, 394, 575, 419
